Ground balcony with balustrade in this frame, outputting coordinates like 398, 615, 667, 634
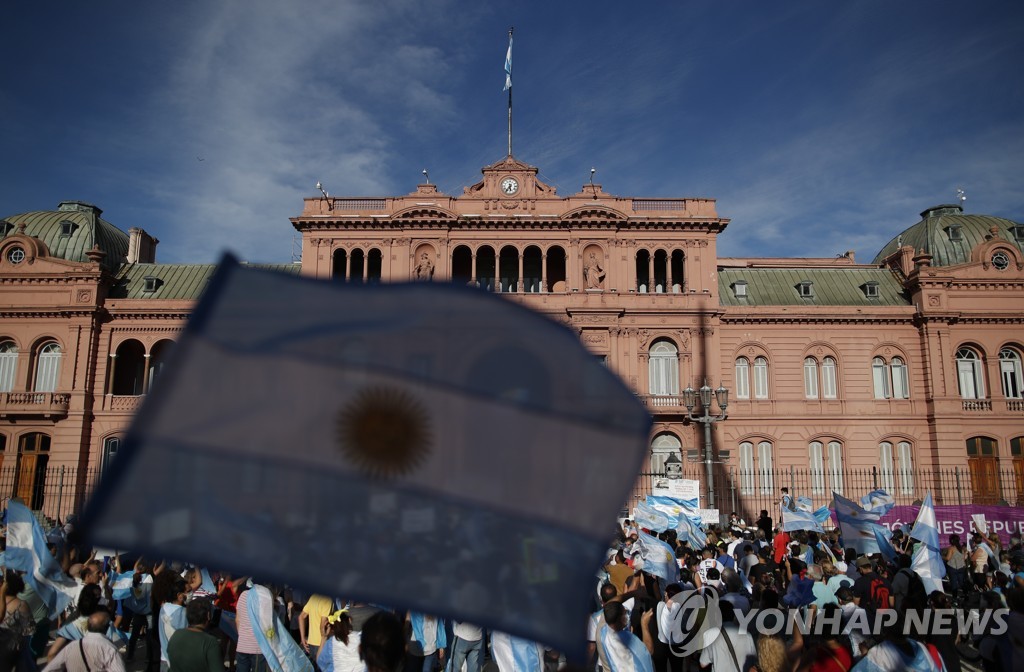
0, 392, 70, 419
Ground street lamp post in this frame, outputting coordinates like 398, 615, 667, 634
683, 380, 729, 510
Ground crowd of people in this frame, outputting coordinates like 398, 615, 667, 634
591, 503, 1024, 672
2, 497, 1024, 672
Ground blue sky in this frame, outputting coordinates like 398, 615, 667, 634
2, 1, 1022, 264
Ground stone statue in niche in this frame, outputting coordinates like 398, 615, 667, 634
414, 252, 434, 281
583, 252, 605, 289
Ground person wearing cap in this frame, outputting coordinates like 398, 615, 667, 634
852, 556, 891, 613
716, 541, 736, 570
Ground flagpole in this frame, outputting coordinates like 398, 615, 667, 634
507, 27, 513, 157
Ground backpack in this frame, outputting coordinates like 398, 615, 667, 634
900, 569, 929, 611
869, 576, 891, 610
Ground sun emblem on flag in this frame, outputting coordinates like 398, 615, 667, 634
335, 387, 432, 478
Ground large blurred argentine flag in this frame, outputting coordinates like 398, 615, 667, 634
82, 256, 651, 658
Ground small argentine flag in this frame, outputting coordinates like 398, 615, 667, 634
503, 31, 513, 91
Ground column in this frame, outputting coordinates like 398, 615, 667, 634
142, 353, 152, 394
541, 253, 547, 293
471, 251, 477, 286
345, 252, 352, 283
668, 250, 675, 292
647, 255, 654, 293
105, 354, 117, 396
518, 252, 524, 293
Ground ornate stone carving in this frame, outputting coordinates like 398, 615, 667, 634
637, 329, 652, 347
928, 295, 940, 307
76, 290, 92, 303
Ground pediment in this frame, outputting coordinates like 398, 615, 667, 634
392, 205, 458, 221
482, 155, 538, 173
561, 205, 628, 222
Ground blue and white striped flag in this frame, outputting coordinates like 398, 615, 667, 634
599, 625, 655, 672
909, 492, 940, 552
635, 530, 679, 583
490, 631, 545, 672
874, 525, 897, 562
248, 584, 313, 672
634, 501, 672, 532
795, 496, 814, 513
81, 257, 652, 660
812, 506, 831, 525
860, 489, 896, 516
782, 508, 824, 533
4, 500, 78, 616
674, 513, 707, 550
647, 494, 699, 512
832, 491, 880, 554
911, 539, 946, 594
110, 570, 136, 601
503, 32, 513, 91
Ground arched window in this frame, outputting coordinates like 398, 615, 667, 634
738, 440, 776, 496
112, 339, 146, 396
753, 357, 769, 399
809, 440, 843, 494
829, 441, 844, 494
804, 358, 819, 399
822, 357, 838, 399
872, 357, 890, 399
891, 358, 909, 399
648, 341, 679, 397
809, 441, 825, 494
896, 441, 913, 494
651, 433, 681, 473
957, 347, 985, 399
879, 442, 895, 493
966, 436, 1000, 504
735, 357, 750, 399
758, 441, 774, 494
1000, 348, 1023, 399
34, 342, 61, 392
0, 341, 16, 392
873, 356, 910, 399
149, 340, 174, 392
102, 436, 121, 471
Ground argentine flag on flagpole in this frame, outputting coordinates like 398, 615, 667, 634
832, 491, 881, 554
503, 32, 513, 91
3, 500, 78, 616
909, 492, 940, 551
909, 492, 945, 593
80, 256, 652, 660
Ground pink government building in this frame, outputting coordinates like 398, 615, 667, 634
1, 154, 1023, 519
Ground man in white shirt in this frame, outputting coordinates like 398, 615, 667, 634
449, 621, 483, 672
43, 612, 125, 672
698, 603, 756, 672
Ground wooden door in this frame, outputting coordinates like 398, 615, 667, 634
14, 433, 50, 510
969, 457, 1001, 505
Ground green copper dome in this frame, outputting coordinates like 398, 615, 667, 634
0, 201, 128, 273
873, 204, 1024, 267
